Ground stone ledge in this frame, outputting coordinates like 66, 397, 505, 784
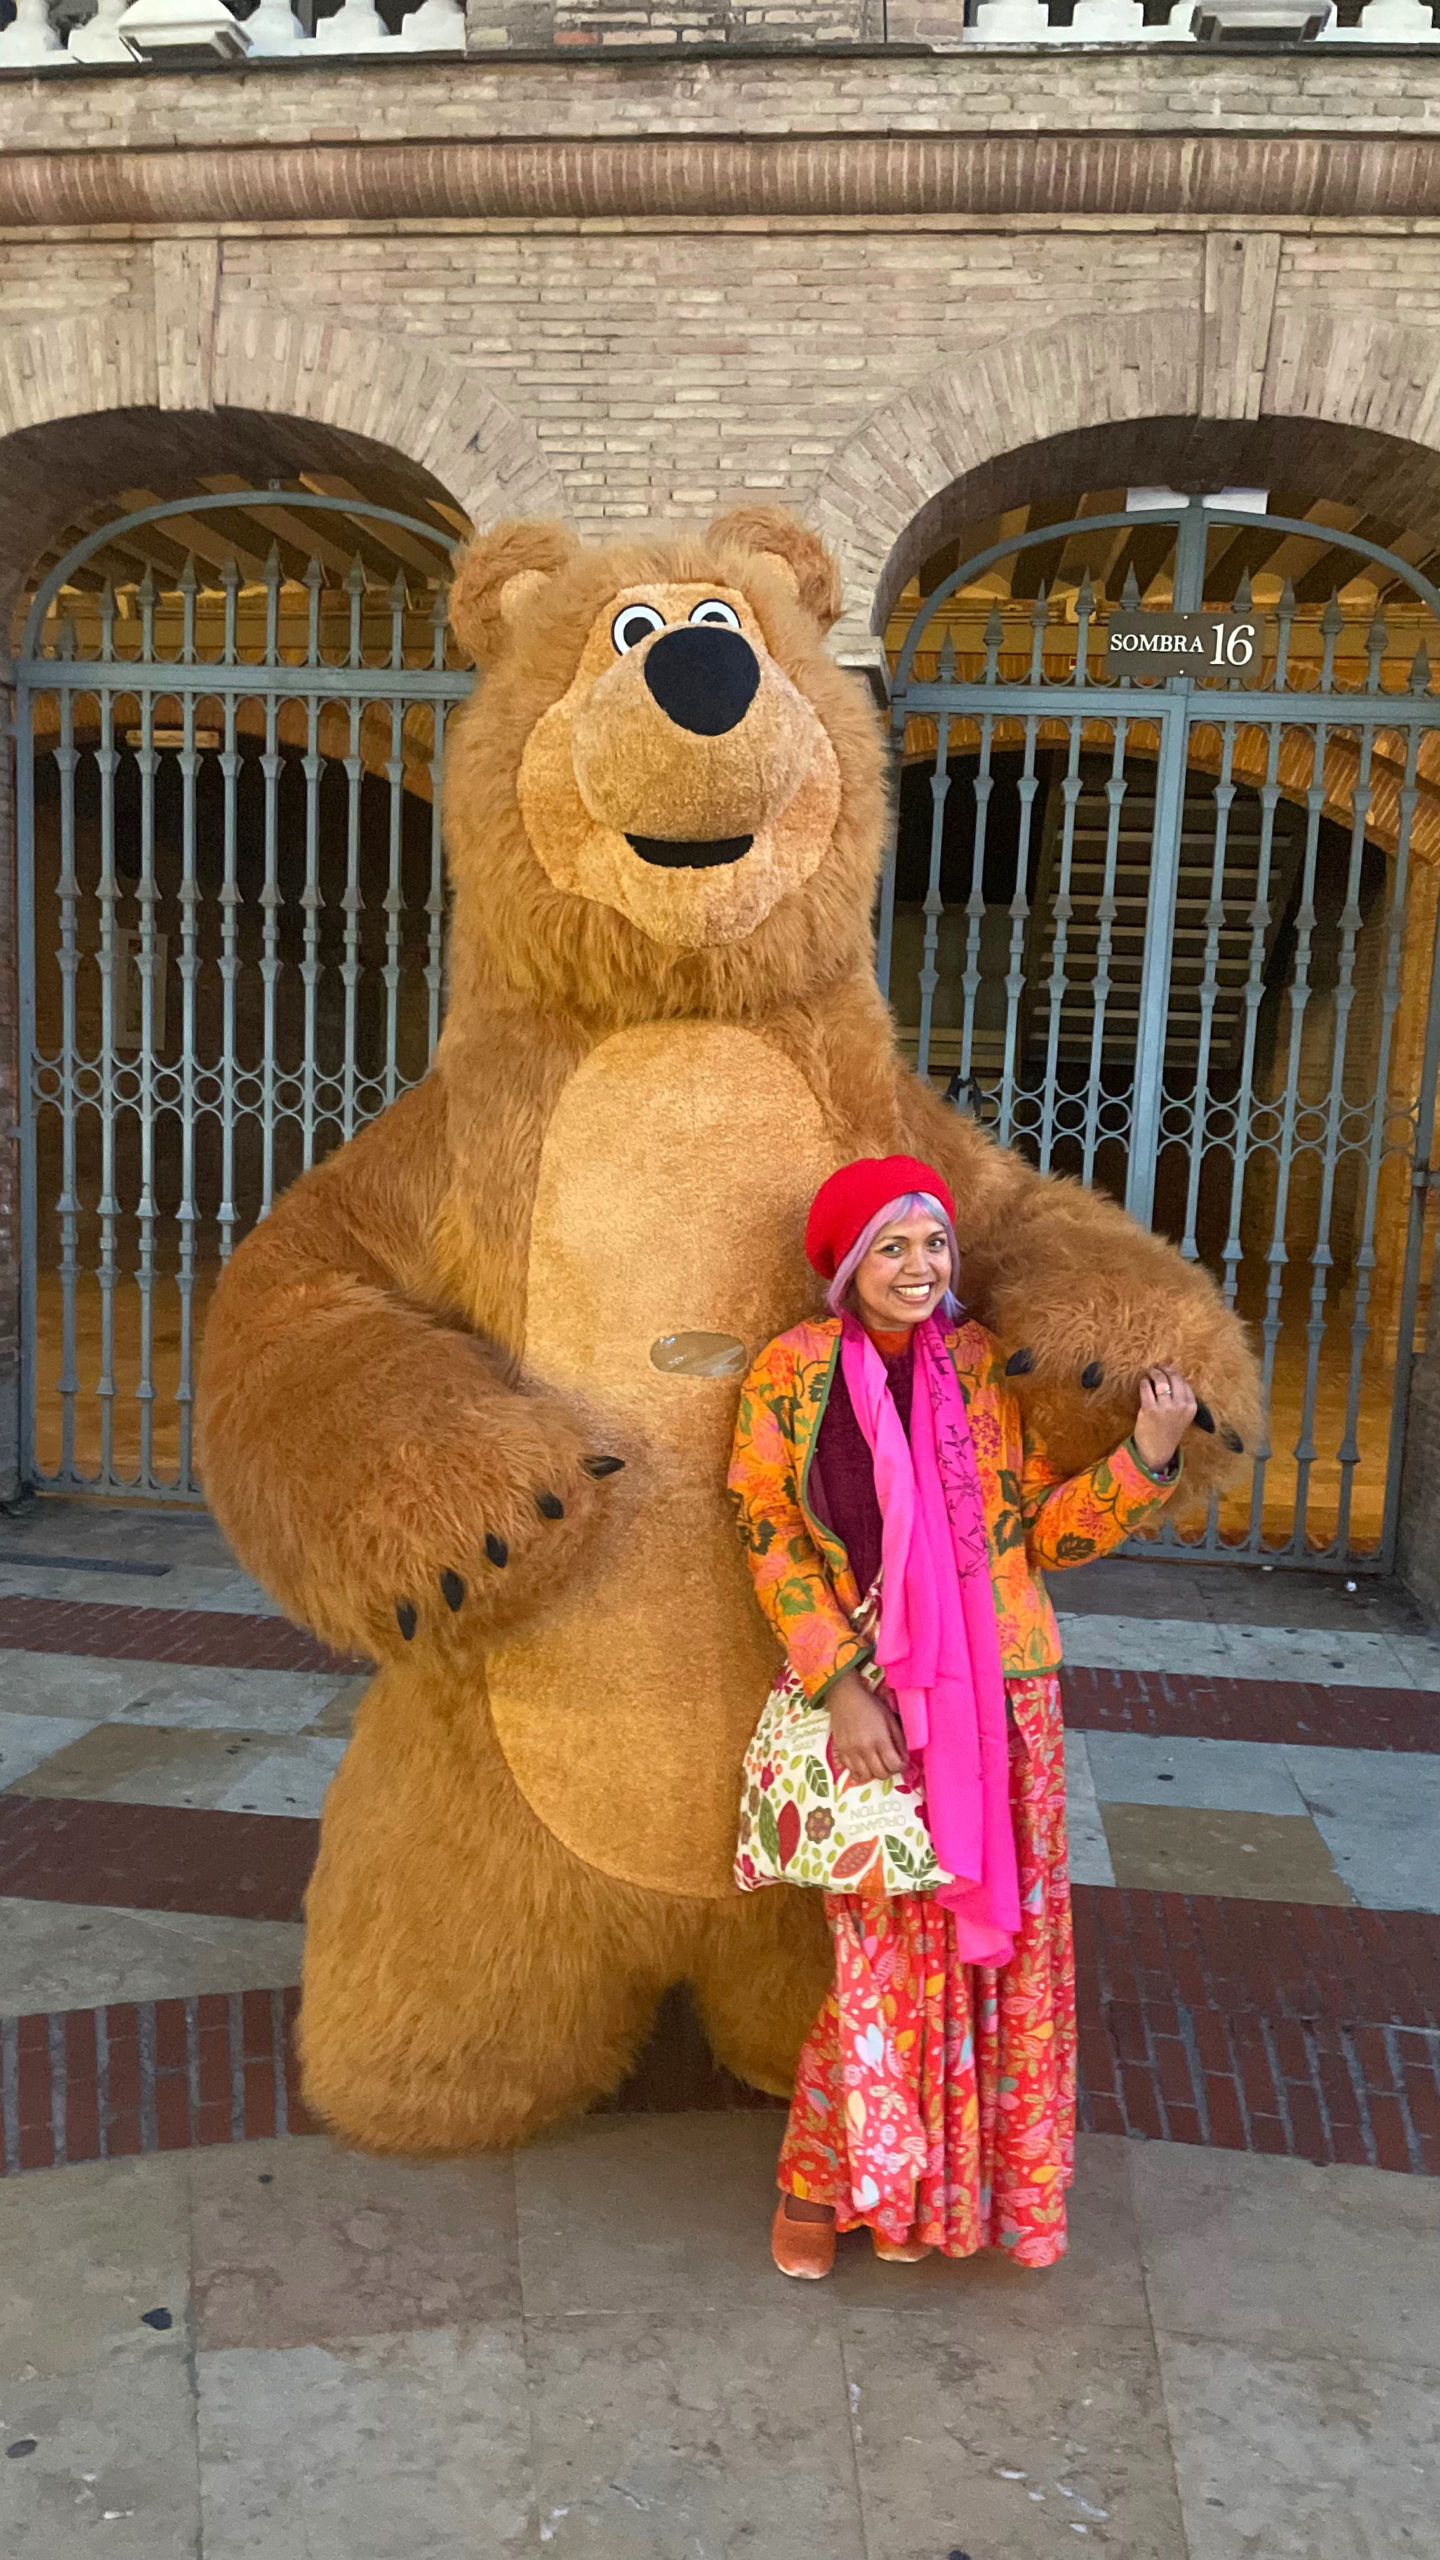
7, 127, 1440, 224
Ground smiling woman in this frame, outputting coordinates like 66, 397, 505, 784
729, 1151, 1197, 2279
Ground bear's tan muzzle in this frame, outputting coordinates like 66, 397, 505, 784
570, 633, 819, 846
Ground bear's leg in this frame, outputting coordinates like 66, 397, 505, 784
686, 1887, 832, 2100
300, 1658, 688, 2154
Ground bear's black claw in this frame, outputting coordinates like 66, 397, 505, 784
1006, 1348, 1036, 1377
485, 1533, 508, 1568
536, 1491, 565, 1520
440, 1570, 465, 1612
396, 1601, 417, 1642
1221, 1424, 1245, 1454
583, 1455, 626, 1477
1081, 1361, 1104, 1390
1193, 1402, 1216, 1433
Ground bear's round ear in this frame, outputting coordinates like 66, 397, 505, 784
706, 505, 843, 632
449, 519, 581, 666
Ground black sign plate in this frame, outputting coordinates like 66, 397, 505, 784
1104, 611, 1262, 682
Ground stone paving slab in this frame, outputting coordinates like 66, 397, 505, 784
197, 2326, 535, 2560
844, 2306, 1187, 2560
0, 1649, 348, 1733
1, 2126, 1436, 2560
1155, 2333, 1440, 2560
1086, 1730, 1312, 1815
1129, 2141, 1440, 2367
0, 2348, 200, 2560
1058, 1611, 1440, 1689
0, 1898, 304, 2017
191, 2140, 521, 2352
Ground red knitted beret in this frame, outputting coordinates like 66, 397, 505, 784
804, 1155, 957, 1281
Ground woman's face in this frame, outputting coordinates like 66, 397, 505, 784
850, 1208, 953, 1333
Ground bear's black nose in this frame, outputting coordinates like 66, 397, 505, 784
642, 625, 761, 737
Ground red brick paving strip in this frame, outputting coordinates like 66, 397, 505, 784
5, 1888, 1439, 2178
0, 1989, 319, 2173
0, 1594, 364, 1675
1063, 1665, 1440, 1752
0, 1796, 316, 1922
0, 1599, 1431, 1745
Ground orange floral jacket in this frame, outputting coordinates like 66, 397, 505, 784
727, 1315, 1179, 1702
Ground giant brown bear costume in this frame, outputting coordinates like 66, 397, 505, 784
197, 507, 1260, 2155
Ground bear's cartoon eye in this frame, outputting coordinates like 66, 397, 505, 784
612, 603, 666, 654
689, 599, 742, 633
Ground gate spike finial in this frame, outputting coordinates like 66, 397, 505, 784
1075, 571, 1095, 620
264, 543, 282, 587
1411, 640, 1432, 695
983, 602, 1004, 651
303, 555, 323, 591
1278, 577, 1296, 615
389, 568, 409, 612
1233, 567, 1253, 613
178, 553, 197, 595
220, 554, 240, 592
1031, 580, 1049, 626
1321, 590, 1345, 639
938, 630, 956, 682
1121, 564, 1141, 608
136, 566, 156, 610
346, 554, 366, 594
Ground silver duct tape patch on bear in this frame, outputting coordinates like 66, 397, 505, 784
649, 1331, 748, 1379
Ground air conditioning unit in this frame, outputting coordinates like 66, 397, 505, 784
1194, 0, 1329, 37
115, 0, 251, 63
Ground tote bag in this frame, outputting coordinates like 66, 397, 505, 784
733, 1586, 951, 1899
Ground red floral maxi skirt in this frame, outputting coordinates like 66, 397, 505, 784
776, 1674, 1075, 2266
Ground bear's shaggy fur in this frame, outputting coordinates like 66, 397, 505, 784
197, 507, 1260, 2154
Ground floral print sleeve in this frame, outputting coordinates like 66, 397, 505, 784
1020, 1426, 1181, 1572
728, 1345, 871, 1705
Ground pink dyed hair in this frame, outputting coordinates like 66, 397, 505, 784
824, 1190, 962, 1321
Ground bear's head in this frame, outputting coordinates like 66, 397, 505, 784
443, 507, 885, 1026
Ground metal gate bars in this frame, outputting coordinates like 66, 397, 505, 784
15, 491, 474, 1499
883, 497, 1440, 1567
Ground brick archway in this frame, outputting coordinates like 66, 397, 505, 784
0, 298, 562, 609
816, 297, 1440, 646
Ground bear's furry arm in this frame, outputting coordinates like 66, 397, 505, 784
196, 1077, 614, 1659
897, 1070, 1262, 1503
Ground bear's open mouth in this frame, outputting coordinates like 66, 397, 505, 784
625, 833, 753, 870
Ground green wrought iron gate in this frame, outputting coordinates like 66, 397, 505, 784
884, 497, 1440, 1567
15, 491, 472, 1499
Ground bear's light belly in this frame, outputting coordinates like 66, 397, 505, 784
485, 1022, 837, 1898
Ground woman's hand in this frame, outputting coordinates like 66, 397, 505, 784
1132, 1365, 1198, 1473
828, 1668, 909, 1784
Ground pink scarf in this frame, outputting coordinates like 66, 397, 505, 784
840, 1313, 1019, 1967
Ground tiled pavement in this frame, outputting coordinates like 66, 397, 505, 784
4, 2113, 1439, 2557
2, 1505, 1440, 2552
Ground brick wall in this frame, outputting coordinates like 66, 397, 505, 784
8, 49, 1440, 153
